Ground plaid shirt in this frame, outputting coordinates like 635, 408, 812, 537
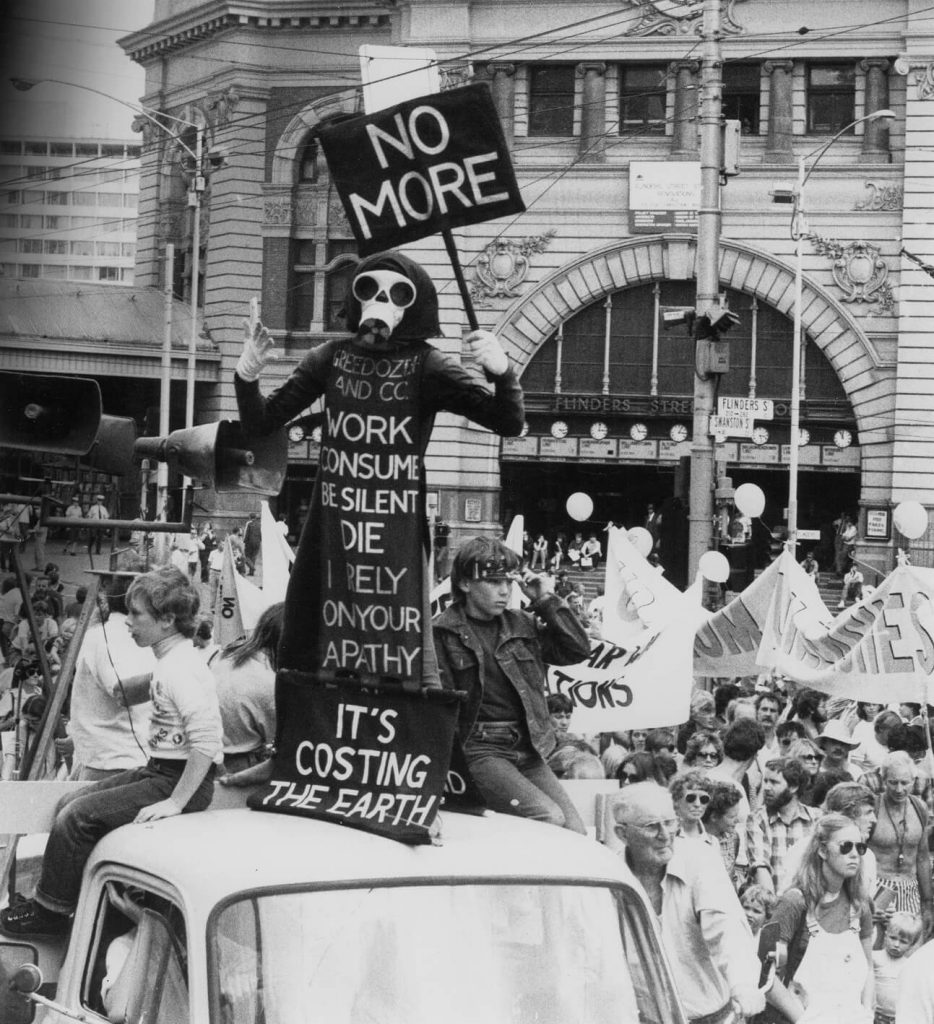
747, 799, 820, 887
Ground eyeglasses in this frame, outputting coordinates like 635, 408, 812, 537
800, 754, 820, 761
684, 792, 711, 805
830, 840, 868, 856
627, 818, 679, 838
697, 750, 719, 761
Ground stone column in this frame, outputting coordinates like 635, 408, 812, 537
764, 60, 795, 163
670, 61, 699, 157
577, 62, 607, 162
487, 63, 516, 150
861, 58, 891, 160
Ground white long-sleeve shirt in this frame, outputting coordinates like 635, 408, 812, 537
148, 637, 223, 763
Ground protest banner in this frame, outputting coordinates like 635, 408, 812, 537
601, 527, 690, 644
546, 615, 695, 733
215, 537, 249, 648
259, 499, 294, 604
693, 555, 787, 677
248, 672, 463, 843
318, 83, 525, 256
758, 561, 934, 704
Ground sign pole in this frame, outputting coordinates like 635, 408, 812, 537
442, 228, 479, 331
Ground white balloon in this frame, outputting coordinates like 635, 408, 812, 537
566, 492, 593, 522
626, 526, 654, 558
698, 550, 731, 584
734, 482, 766, 518
894, 501, 929, 540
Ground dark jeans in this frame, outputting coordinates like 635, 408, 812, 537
36, 759, 215, 915
465, 724, 585, 834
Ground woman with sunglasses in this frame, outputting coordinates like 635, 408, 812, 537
683, 730, 724, 772
768, 813, 875, 1023
669, 769, 714, 842
787, 738, 823, 805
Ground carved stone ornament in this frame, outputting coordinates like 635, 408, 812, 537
625, 0, 748, 36
809, 235, 894, 313
440, 64, 473, 91
854, 182, 903, 212
207, 87, 240, 127
264, 196, 292, 226
470, 232, 556, 306
914, 62, 934, 101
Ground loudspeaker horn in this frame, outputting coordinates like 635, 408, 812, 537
0, 371, 101, 455
134, 420, 288, 495
82, 415, 138, 477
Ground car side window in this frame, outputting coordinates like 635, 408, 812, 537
82, 882, 190, 1023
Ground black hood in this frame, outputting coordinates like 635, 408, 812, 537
343, 250, 441, 342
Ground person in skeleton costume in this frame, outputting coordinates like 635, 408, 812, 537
234, 250, 524, 686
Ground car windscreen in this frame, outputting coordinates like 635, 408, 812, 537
209, 881, 681, 1024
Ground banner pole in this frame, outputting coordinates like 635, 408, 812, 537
442, 228, 479, 331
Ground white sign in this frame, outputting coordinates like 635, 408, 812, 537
797, 529, 822, 541
709, 414, 754, 438
630, 161, 701, 210
718, 396, 774, 420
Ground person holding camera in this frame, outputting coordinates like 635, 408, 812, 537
433, 536, 591, 833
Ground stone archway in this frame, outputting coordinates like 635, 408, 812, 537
270, 96, 357, 186
494, 234, 896, 503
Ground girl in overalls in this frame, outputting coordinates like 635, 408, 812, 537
769, 813, 875, 1023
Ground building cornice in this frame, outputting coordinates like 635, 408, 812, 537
119, 2, 393, 64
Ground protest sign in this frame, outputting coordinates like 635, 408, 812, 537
259, 499, 294, 604
318, 83, 525, 255
215, 537, 249, 648
249, 672, 463, 843
693, 556, 786, 677
758, 561, 934, 704
546, 616, 695, 733
602, 527, 689, 644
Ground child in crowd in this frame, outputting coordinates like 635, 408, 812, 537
0, 566, 223, 938
738, 882, 776, 938
873, 911, 923, 1024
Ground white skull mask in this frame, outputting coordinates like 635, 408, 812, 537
352, 270, 417, 341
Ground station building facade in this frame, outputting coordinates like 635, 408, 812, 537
108, 0, 934, 574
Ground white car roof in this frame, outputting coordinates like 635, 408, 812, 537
88, 808, 638, 905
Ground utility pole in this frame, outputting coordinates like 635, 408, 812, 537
688, 0, 724, 577
181, 125, 205, 518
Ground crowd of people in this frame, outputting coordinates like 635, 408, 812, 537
4, 522, 934, 1020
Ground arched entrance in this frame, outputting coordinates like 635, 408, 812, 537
495, 236, 894, 584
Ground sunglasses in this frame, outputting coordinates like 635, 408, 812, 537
831, 840, 867, 856
697, 750, 719, 761
800, 754, 820, 761
684, 792, 711, 805
626, 818, 679, 838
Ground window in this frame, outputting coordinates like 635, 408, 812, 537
41, 264, 66, 278
21, 263, 40, 277
619, 64, 668, 135
528, 65, 575, 136
23, 190, 44, 203
6, 190, 21, 203
20, 214, 41, 228
69, 265, 94, 279
25, 165, 49, 178
123, 193, 138, 208
807, 63, 855, 134
99, 192, 122, 207
122, 242, 136, 257
73, 192, 97, 206
0, 238, 15, 252
98, 266, 120, 281
1, 214, 17, 228
101, 144, 125, 158
20, 239, 43, 254
0, 141, 21, 155
44, 239, 68, 254
75, 143, 99, 157
50, 142, 74, 157
47, 191, 69, 205
71, 240, 94, 256
127, 145, 141, 159
81, 883, 188, 1023
25, 142, 48, 156
210, 883, 681, 1024
96, 241, 120, 257
44, 216, 63, 229
288, 239, 316, 331
722, 64, 761, 134
324, 240, 358, 332
298, 138, 320, 182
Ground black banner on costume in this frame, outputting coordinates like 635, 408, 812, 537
318, 83, 525, 255
316, 347, 425, 682
248, 673, 463, 843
